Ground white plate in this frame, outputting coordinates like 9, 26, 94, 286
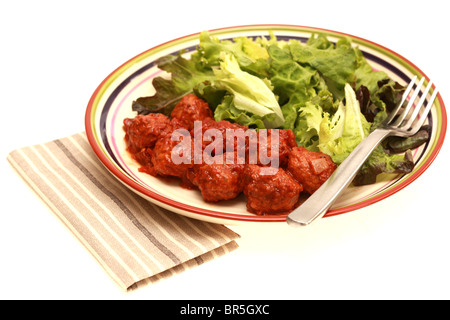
85, 25, 447, 224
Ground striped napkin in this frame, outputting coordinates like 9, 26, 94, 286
7, 132, 240, 291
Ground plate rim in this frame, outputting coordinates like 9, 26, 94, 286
85, 24, 447, 223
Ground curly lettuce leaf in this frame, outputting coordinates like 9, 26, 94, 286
353, 147, 414, 186
195, 31, 271, 78
289, 35, 357, 99
268, 44, 318, 103
317, 83, 371, 164
293, 89, 339, 149
267, 43, 319, 130
212, 52, 284, 128
354, 47, 389, 95
132, 52, 215, 115
214, 94, 266, 129
155, 52, 214, 92
294, 102, 323, 150
193, 80, 227, 110
132, 77, 186, 116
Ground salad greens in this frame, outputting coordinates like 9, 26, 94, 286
132, 31, 427, 185
212, 51, 284, 128
317, 83, 372, 165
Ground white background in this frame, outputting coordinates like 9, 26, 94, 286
1, 0, 449, 300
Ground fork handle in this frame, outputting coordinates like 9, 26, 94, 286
287, 129, 391, 227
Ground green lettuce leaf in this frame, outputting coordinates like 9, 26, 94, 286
318, 83, 371, 164
214, 94, 266, 129
155, 52, 214, 92
268, 43, 318, 103
132, 52, 215, 115
267, 43, 319, 130
294, 101, 323, 150
293, 89, 339, 150
289, 35, 357, 99
194, 31, 271, 78
353, 47, 389, 95
212, 52, 284, 128
132, 77, 186, 116
353, 147, 414, 186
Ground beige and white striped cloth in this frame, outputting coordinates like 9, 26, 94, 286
7, 132, 240, 291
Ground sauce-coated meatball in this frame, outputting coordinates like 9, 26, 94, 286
243, 165, 302, 215
170, 93, 213, 130
190, 153, 245, 202
123, 113, 170, 153
151, 129, 194, 178
287, 146, 336, 194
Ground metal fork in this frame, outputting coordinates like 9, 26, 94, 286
287, 76, 438, 227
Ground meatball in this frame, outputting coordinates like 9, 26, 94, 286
132, 147, 153, 167
123, 113, 171, 153
134, 148, 157, 176
151, 128, 194, 178
194, 118, 248, 158
243, 165, 302, 215
170, 93, 213, 130
253, 129, 297, 167
287, 146, 337, 194
189, 153, 245, 202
